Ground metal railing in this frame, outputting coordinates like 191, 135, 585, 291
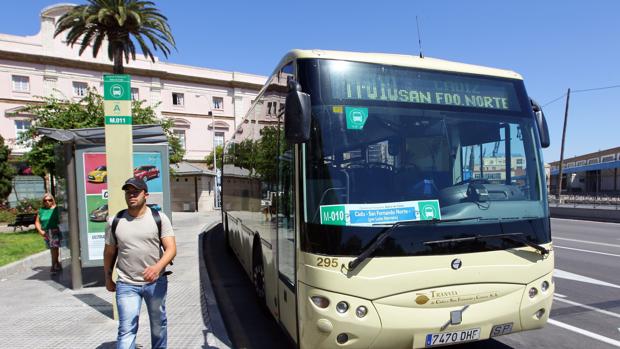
548, 192, 620, 209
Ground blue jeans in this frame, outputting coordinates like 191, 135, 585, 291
116, 277, 168, 349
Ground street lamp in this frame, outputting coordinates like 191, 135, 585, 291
209, 110, 220, 209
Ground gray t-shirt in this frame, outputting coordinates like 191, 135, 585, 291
105, 209, 174, 285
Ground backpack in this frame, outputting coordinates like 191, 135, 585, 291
111, 207, 173, 269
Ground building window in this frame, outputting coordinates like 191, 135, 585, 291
267, 102, 279, 116
172, 92, 184, 106
173, 129, 186, 149
12, 75, 30, 92
15, 120, 31, 139
587, 158, 599, 165
73, 82, 88, 97
601, 155, 615, 162
576, 160, 586, 167
214, 131, 224, 149
131, 88, 139, 101
212, 96, 223, 110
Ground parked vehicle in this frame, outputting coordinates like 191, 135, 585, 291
134, 165, 160, 181
87, 165, 107, 183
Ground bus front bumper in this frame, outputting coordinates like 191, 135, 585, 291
298, 274, 554, 349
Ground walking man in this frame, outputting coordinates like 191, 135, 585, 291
104, 177, 176, 349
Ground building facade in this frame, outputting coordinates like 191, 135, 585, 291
0, 4, 267, 210
548, 146, 620, 195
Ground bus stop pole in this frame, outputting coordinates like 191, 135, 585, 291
65, 142, 83, 290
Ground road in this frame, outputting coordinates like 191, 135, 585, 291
204, 218, 620, 349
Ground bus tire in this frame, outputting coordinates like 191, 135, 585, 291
252, 238, 266, 308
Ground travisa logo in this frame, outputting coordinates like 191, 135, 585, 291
415, 290, 459, 305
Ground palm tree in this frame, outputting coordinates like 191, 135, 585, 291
54, 0, 176, 74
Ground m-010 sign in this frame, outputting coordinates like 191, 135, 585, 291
320, 200, 441, 226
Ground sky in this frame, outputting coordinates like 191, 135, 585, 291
2, 0, 620, 162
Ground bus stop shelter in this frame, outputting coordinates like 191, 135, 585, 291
38, 125, 170, 289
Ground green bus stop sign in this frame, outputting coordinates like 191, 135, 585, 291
104, 75, 131, 101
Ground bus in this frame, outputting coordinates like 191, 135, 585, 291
221, 49, 553, 349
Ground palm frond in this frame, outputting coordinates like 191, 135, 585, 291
54, 0, 176, 70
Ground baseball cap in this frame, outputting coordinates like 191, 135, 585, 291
122, 177, 148, 193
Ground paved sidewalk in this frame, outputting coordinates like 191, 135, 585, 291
0, 211, 230, 349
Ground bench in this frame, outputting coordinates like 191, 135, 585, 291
8, 213, 37, 232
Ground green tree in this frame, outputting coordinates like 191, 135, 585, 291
17, 89, 184, 181
0, 136, 16, 202
54, 0, 176, 74
254, 126, 280, 184
234, 139, 257, 176
205, 145, 223, 170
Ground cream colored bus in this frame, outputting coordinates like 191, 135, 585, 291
221, 49, 554, 349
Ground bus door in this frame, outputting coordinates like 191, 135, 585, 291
277, 141, 298, 340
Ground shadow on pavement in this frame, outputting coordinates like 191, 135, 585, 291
26, 265, 106, 289
203, 224, 293, 349
74, 293, 114, 319
452, 339, 515, 348
26, 264, 114, 319
199, 228, 233, 349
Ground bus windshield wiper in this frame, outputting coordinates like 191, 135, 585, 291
424, 232, 549, 256
347, 217, 482, 272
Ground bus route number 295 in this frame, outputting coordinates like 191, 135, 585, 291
316, 257, 339, 268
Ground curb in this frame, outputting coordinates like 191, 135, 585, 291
0, 247, 70, 279
550, 206, 620, 223
0, 250, 49, 279
199, 222, 232, 349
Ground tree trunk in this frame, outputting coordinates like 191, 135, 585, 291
113, 49, 124, 74
42, 174, 48, 193
50, 169, 56, 197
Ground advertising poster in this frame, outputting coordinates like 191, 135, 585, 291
83, 152, 164, 259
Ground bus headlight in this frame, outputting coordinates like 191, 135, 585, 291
356, 306, 368, 318
311, 296, 330, 309
336, 301, 349, 313
529, 287, 538, 298
541, 281, 549, 292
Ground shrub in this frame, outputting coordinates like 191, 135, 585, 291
0, 209, 17, 223
15, 198, 42, 214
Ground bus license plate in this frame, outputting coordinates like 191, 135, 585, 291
425, 328, 480, 347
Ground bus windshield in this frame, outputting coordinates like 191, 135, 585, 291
299, 59, 549, 256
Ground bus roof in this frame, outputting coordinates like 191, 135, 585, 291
278, 49, 523, 80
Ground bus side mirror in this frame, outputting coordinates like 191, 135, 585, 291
531, 99, 550, 148
285, 80, 311, 144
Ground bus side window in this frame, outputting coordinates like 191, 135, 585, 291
277, 61, 296, 285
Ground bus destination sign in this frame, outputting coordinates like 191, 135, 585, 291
320, 200, 441, 226
329, 62, 521, 112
